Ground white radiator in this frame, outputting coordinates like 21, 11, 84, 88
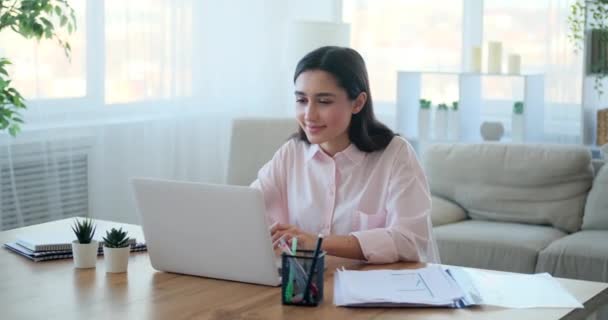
0, 139, 91, 231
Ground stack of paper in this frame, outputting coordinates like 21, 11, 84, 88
334, 264, 584, 309
334, 265, 470, 307
3, 220, 147, 262
4, 242, 147, 262
447, 267, 583, 309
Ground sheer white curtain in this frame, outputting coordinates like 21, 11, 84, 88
483, 0, 582, 143
0, 0, 333, 229
344, 0, 583, 143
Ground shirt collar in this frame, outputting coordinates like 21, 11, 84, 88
339, 143, 365, 165
305, 143, 365, 165
305, 143, 321, 161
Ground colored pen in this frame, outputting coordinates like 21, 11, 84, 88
285, 237, 298, 302
302, 234, 323, 303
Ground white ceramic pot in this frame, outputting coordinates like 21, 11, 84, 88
418, 109, 431, 141
103, 246, 130, 273
72, 240, 98, 269
448, 110, 460, 140
511, 114, 525, 142
480, 121, 504, 141
434, 110, 448, 140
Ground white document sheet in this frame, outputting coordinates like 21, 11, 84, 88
334, 264, 584, 309
449, 268, 583, 309
334, 264, 466, 307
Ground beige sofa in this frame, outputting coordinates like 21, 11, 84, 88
425, 143, 607, 318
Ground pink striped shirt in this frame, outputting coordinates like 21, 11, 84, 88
251, 136, 439, 264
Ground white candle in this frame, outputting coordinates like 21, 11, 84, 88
488, 41, 502, 74
471, 46, 482, 73
508, 54, 521, 75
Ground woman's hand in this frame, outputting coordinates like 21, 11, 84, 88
270, 223, 317, 250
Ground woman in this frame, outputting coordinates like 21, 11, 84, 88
251, 46, 439, 264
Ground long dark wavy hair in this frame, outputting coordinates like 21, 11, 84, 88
292, 46, 396, 152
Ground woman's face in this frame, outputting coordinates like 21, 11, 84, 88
294, 70, 364, 151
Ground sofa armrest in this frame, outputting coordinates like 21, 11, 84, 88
431, 195, 467, 227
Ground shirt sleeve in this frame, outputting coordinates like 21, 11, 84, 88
250, 141, 291, 226
351, 141, 440, 264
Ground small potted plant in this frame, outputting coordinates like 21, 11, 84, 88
71, 217, 98, 269
103, 228, 131, 273
434, 103, 449, 140
512, 101, 525, 142
418, 99, 431, 141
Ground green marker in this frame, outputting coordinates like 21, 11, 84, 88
285, 237, 298, 302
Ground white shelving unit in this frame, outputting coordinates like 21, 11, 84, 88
396, 71, 545, 143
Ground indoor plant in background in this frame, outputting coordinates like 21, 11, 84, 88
434, 103, 448, 140
448, 101, 459, 140
418, 99, 431, 141
71, 217, 98, 269
568, 0, 608, 96
0, 0, 76, 136
103, 227, 131, 273
512, 101, 525, 142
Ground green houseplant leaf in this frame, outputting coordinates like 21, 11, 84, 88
451, 101, 459, 111
568, 0, 608, 97
103, 228, 131, 248
513, 101, 524, 115
0, 0, 77, 136
419, 99, 431, 110
71, 217, 96, 244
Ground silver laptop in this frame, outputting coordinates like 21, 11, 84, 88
131, 177, 281, 286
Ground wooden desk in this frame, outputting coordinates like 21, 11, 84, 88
1, 219, 607, 320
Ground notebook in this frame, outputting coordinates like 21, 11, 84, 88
15, 220, 141, 252
4, 241, 147, 262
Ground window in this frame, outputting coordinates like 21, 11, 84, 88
484, 0, 581, 141
104, 0, 193, 104
343, 0, 463, 108
0, 1, 86, 99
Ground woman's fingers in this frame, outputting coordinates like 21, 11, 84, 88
271, 230, 284, 243
270, 223, 292, 235
272, 229, 298, 246
272, 228, 292, 243
272, 233, 286, 247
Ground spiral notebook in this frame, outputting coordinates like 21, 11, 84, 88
15, 220, 141, 252
4, 241, 147, 262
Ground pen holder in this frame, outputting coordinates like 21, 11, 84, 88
281, 250, 326, 306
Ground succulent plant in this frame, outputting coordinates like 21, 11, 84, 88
103, 228, 130, 248
419, 99, 431, 110
513, 101, 524, 115
71, 217, 96, 244
437, 103, 449, 111
452, 101, 459, 111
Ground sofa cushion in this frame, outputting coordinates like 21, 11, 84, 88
536, 230, 608, 282
425, 143, 594, 233
434, 220, 566, 273
582, 164, 608, 230
431, 195, 466, 227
